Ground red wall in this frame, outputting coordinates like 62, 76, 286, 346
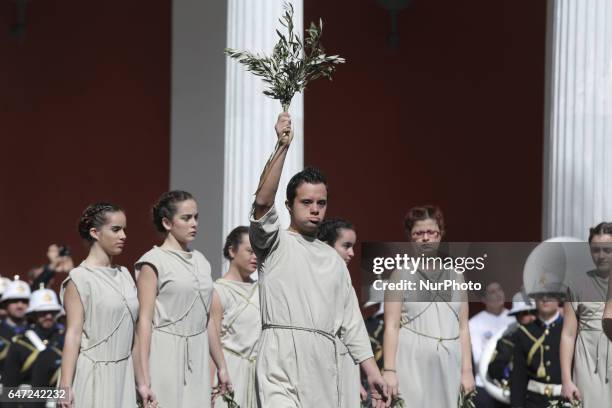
0, 1, 171, 279
303, 0, 548, 300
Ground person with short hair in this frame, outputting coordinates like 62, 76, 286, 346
3, 285, 64, 392
383, 205, 475, 407
486, 292, 537, 406
0, 277, 31, 374
250, 113, 387, 407
210, 226, 260, 408
59, 202, 138, 408
511, 293, 564, 408
135, 191, 230, 408
0, 277, 11, 320
560, 222, 612, 407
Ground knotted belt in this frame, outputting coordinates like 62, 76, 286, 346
262, 323, 342, 407
154, 325, 207, 385
80, 351, 131, 407
578, 316, 610, 384
222, 347, 257, 407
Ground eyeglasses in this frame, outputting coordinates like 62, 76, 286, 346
411, 230, 441, 238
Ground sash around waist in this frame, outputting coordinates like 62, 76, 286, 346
261, 323, 336, 342
153, 326, 207, 338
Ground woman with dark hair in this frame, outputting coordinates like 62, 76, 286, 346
134, 191, 230, 408
382, 205, 474, 406
318, 218, 356, 264
209, 226, 259, 408
59, 202, 139, 408
560, 222, 612, 406
318, 218, 366, 407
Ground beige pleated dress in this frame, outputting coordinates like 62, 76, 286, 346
391, 268, 464, 407
213, 278, 260, 408
567, 269, 611, 407
250, 206, 373, 408
60, 264, 139, 408
135, 246, 213, 408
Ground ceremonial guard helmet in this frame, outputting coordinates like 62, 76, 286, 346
0, 275, 31, 303
27, 284, 61, 314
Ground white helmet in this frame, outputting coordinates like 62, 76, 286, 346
27, 284, 61, 314
507, 291, 536, 316
0, 277, 11, 295
0, 276, 31, 302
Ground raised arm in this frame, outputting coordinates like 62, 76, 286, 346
58, 281, 83, 408
253, 112, 294, 220
134, 264, 158, 407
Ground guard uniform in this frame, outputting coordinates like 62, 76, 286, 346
0, 277, 31, 378
30, 331, 64, 388
488, 322, 520, 391
1, 283, 62, 408
510, 315, 563, 408
2, 324, 64, 387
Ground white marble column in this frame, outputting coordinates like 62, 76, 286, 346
224, 1, 305, 241
543, 0, 612, 240
171, 0, 227, 276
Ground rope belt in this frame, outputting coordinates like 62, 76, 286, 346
154, 326, 206, 385
81, 352, 131, 407
400, 322, 459, 354
262, 323, 342, 407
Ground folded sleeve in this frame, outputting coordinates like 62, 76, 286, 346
249, 204, 281, 259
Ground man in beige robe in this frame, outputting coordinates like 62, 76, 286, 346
250, 112, 388, 408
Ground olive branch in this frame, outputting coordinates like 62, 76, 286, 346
225, 2, 345, 111
458, 388, 477, 408
548, 399, 582, 408
360, 395, 405, 407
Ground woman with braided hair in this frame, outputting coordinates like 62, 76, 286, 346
134, 191, 231, 408
209, 226, 260, 408
59, 202, 139, 408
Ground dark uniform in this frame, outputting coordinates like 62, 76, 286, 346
488, 322, 521, 392
2, 324, 64, 388
30, 332, 64, 388
0, 320, 28, 376
510, 315, 563, 408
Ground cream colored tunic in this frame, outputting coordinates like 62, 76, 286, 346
135, 246, 213, 408
213, 279, 260, 408
567, 269, 611, 407
60, 264, 139, 408
392, 268, 463, 407
339, 342, 362, 407
250, 205, 373, 408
